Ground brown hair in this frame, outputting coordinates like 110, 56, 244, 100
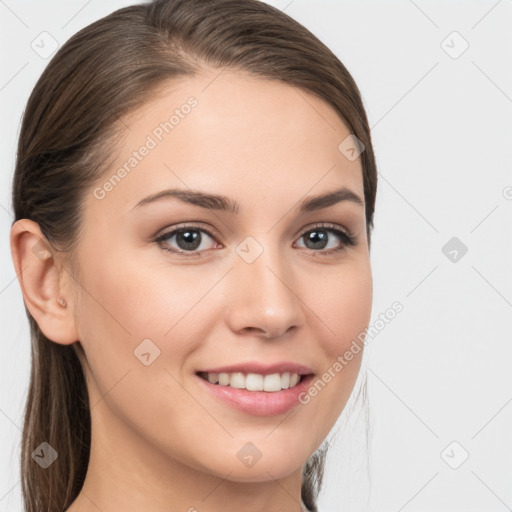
11, 1, 377, 510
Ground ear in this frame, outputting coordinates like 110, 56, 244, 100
10, 219, 79, 345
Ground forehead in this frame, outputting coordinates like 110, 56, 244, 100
87, 69, 364, 218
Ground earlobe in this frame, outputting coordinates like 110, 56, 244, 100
9, 219, 79, 345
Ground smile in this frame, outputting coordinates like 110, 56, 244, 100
197, 371, 302, 392
195, 364, 315, 416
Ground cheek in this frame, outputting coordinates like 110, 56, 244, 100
79, 244, 209, 339
316, 260, 373, 356
73, 247, 227, 397
300, 260, 372, 435
72, 254, 217, 448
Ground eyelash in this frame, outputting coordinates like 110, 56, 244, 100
154, 222, 356, 259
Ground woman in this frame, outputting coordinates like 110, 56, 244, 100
9, 0, 377, 510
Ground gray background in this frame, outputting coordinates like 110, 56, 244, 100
1, 0, 511, 511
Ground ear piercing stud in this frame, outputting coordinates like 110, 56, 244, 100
57, 298, 67, 308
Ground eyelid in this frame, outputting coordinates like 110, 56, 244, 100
295, 221, 353, 242
154, 221, 220, 241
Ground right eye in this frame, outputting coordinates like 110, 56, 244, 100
155, 224, 220, 257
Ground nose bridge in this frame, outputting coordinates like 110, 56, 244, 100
226, 235, 304, 337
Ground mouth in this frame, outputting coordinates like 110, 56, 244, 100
196, 370, 305, 392
194, 365, 315, 416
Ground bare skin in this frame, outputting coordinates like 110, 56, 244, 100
11, 68, 372, 512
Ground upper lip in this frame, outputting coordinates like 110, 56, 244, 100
197, 361, 314, 376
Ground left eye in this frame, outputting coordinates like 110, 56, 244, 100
155, 223, 355, 257
295, 226, 355, 252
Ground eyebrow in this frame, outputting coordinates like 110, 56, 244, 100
131, 186, 364, 214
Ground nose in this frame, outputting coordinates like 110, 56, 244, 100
224, 243, 306, 340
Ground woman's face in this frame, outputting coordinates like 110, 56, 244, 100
70, 69, 372, 483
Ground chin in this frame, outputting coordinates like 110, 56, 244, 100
218, 462, 304, 483
209, 446, 309, 483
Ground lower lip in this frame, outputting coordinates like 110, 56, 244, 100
195, 374, 315, 416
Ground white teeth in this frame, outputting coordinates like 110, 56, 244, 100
245, 373, 264, 391
230, 372, 245, 389
263, 373, 282, 392
202, 371, 303, 391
